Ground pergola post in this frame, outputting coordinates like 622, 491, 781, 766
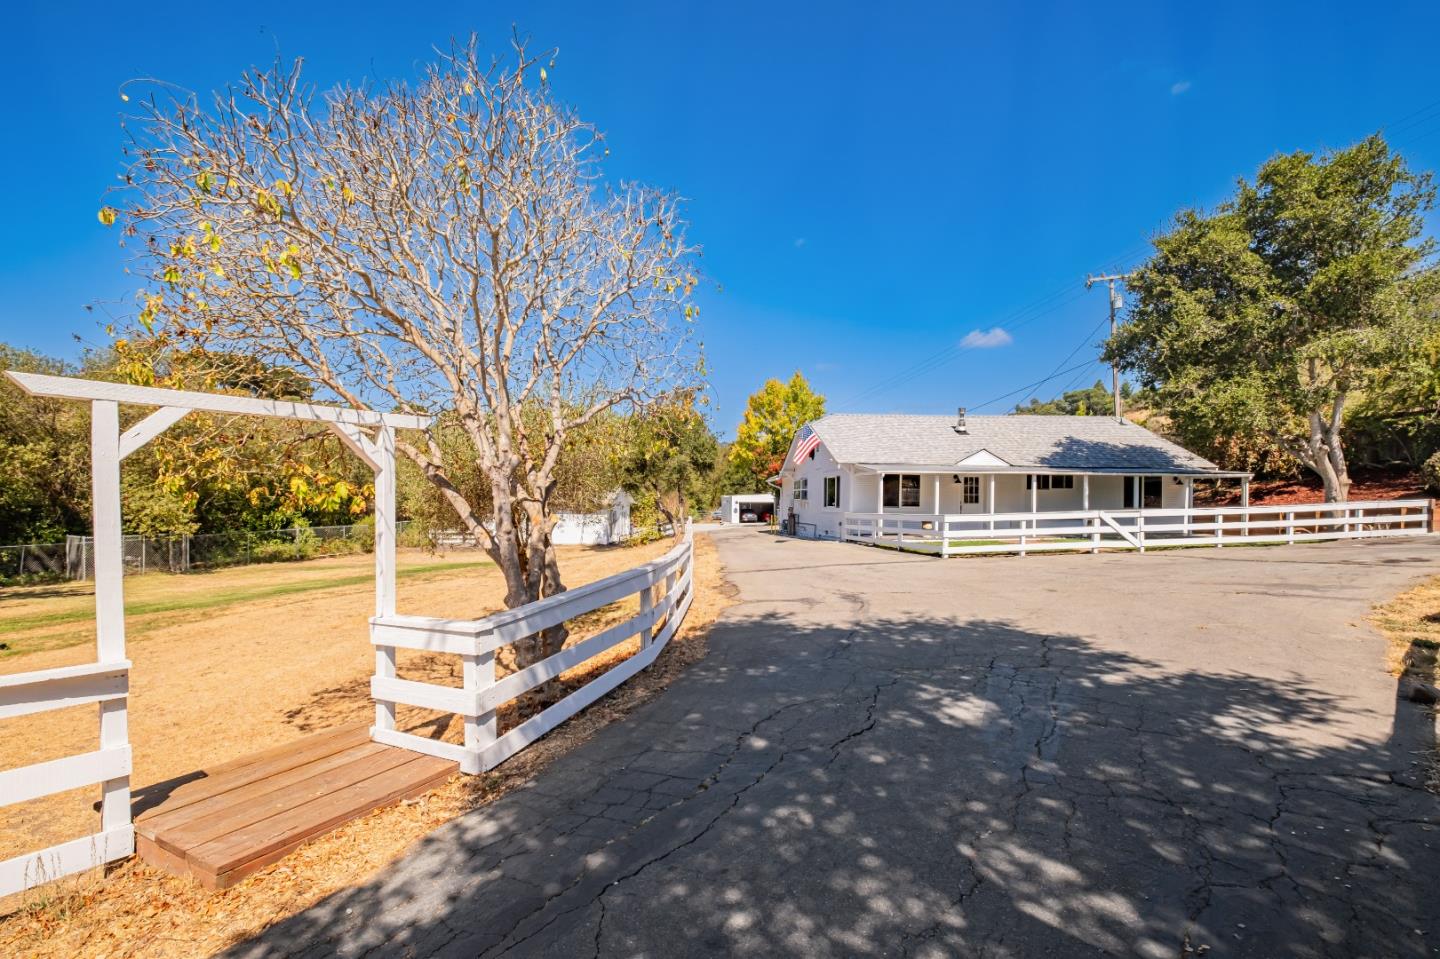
373, 426, 399, 733
90, 400, 130, 836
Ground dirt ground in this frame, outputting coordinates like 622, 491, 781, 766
0, 532, 733, 958
1199, 467, 1430, 506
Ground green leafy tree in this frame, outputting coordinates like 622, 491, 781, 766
0, 345, 91, 542
618, 393, 718, 535
1107, 135, 1436, 501
729, 372, 825, 488
1015, 380, 1123, 415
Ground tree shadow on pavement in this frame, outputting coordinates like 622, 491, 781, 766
220, 609, 1439, 959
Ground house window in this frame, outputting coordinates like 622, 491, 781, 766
882, 474, 921, 508
963, 476, 980, 504
823, 475, 840, 508
1026, 475, 1074, 491
795, 478, 808, 502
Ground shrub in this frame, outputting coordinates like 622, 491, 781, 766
1423, 451, 1440, 495
347, 515, 376, 551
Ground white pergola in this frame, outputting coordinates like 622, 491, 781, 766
0, 371, 429, 896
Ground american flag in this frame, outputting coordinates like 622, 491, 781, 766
791, 423, 822, 464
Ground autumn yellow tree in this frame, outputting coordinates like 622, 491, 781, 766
729, 372, 825, 488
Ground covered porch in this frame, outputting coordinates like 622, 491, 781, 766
841, 466, 1254, 555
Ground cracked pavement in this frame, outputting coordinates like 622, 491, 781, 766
226, 529, 1440, 958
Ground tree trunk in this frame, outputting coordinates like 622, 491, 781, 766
1300, 398, 1352, 503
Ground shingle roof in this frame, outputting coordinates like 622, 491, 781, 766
805, 413, 1220, 473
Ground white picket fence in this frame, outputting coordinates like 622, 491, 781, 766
842, 499, 1433, 557
366, 523, 695, 774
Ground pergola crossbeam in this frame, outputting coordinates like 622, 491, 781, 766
5, 371, 431, 430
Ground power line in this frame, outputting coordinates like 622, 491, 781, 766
1056, 358, 1105, 395
832, 241, 1151, 411
968, 359, 1097, 413
831, 286, 1089, 411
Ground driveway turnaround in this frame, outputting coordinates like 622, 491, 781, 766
229, 529, 1440, 958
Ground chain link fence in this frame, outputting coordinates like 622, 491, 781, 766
0, 542, 69, 580
1, 521, 411, 581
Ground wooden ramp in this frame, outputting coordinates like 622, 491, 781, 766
136, 724, 456, 890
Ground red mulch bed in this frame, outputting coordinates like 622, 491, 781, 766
1197, 468, 1429, 507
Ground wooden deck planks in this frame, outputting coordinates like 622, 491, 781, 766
136, 724, 456, 889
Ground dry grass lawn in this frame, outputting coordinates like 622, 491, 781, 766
0, 532, 733, 958
1372, 572, 1440, 684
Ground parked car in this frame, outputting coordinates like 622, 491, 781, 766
740, 510, 758, 523
710, 508, 721, 520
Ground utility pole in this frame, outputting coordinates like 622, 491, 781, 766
1085, 272, 1132, 421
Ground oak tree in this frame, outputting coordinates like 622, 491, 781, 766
1107, 135, 1436, 501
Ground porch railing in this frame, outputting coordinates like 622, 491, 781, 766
841, 499, 1432, 557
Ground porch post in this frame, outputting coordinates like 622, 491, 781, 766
1132, 475, 1141, 510
987, 474, 996, 532
1240, 475, 1251, 542
1184, 477, 1195, 537
1083, 474, 1097, 554
1025, 473, 1036, 557
876, 472, 884, 542
932, 474, 942, 549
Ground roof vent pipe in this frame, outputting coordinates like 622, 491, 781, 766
954, 407, 968, 434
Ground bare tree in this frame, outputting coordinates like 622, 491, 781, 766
108, 36, 701, 687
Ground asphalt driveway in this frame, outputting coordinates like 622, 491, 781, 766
229, 528, 1440, 958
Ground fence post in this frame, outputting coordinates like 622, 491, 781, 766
1019, 518, 1027, 558
1216, 513, 1224, 549
1137, 512, 1146, 553
1286, 510, 1295, 545
639, 580, 654, 649
462, 650, 497, 775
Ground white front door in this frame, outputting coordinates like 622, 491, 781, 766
958, 475, 984, 514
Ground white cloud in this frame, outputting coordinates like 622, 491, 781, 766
1170, 80, 1192, 96
960, 327, 1013, 349
793, 237, 807, 248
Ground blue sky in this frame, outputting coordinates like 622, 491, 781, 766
4, 2, 1440, 437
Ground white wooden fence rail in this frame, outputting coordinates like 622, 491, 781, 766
0, 661, 135, 897
842, 499, 1432, 557
367, 523, 695, 774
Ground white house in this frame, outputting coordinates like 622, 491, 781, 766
774, 410, 1251, 542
